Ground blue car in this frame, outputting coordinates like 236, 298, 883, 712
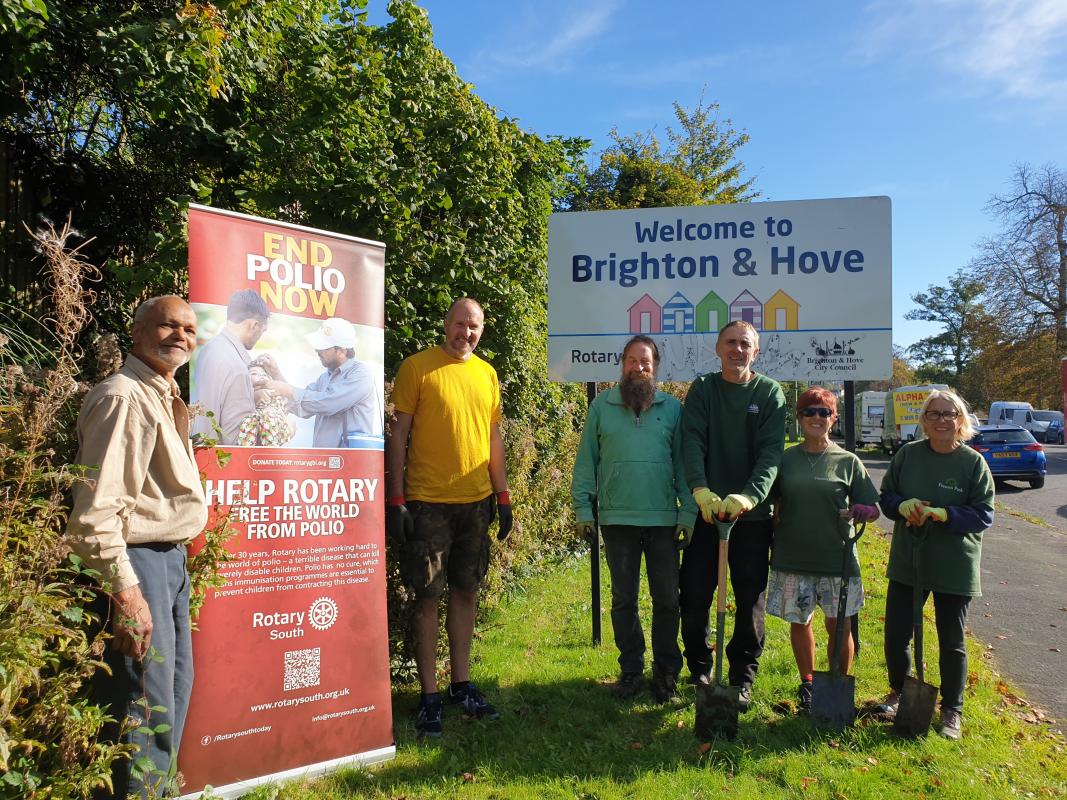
969, 425, 1047, 489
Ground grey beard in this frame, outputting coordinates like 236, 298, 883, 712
619, 374, 656, 412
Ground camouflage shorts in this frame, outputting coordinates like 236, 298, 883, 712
401, 496, 493, 599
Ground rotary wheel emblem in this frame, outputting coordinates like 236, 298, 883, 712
308, 597, 338, 631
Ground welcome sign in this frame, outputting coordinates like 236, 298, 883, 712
548, 197, 892, 382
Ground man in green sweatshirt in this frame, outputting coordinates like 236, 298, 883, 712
680, 321, 786, 710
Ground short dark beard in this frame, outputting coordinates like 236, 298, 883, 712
619, 371, 656, 412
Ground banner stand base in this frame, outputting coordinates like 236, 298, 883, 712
179, 745, 396, 799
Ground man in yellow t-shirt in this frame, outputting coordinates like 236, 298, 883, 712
386, 297, 512, 738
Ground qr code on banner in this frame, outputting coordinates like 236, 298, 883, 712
283, 647, 321, 692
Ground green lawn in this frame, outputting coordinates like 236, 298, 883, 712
249, 527, 1065, 799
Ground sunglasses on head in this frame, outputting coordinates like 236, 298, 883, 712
799, 407, 833, 418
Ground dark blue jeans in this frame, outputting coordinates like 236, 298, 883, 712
679, 517, 772, 687
93, 543, 193, 799
601, 525, 682, 677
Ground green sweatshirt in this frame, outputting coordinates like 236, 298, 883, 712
881, 440, 995, 596
681, 371, 786, 520
571, 387, 698, 529
771, 443, 880, 577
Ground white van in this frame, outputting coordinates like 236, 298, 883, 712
987, 401, 1048, 439
856, 391, 887, 445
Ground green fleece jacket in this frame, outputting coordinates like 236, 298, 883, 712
571, 387, 698, 529
681, 371, 786, 520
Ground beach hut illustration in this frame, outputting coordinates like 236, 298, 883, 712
628, 293, 662, 334
662, 292, 695, 333
763, 290, 799, 331
695, 290, 728, 333
729, 290, 763, 328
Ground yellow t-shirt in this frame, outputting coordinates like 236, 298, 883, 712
392, 346, 502, 503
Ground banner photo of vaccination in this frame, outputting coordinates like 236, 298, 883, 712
180, 206, 394, 798
548, 196, 892, 382
188, 203, 385, 449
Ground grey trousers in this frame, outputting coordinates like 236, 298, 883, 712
94, 543, 193, 799
601, 525, 682, 677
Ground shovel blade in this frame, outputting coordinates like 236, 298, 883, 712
810, 670, 856, 729
694, 678, 740, 740
894, 676, 939, 737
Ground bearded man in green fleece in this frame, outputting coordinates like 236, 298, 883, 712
572, 335, 697, 704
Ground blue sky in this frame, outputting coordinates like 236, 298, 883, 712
366, 0, 1067, 350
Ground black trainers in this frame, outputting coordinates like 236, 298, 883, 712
797, 681, 814, 712
416, 694, 443, 738
613, 672, 643, 699
651, 668, 680, 704
448, 682, 500, 721
737, 684, 753, 713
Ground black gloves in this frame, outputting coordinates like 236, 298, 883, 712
386, 501, 413, 544
495, 491, 513, 541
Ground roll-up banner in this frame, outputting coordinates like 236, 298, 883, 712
548, 197, 892, 382
180, 204, 393, 798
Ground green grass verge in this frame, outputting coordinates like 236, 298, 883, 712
247, 527, 1066, 799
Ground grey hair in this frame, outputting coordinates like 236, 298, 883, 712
920, 389, 976, 442
133, 295, 185, 324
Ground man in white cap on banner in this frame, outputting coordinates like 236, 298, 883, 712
256, 317, 383, 447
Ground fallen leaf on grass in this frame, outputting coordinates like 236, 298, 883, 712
967, 672, 979, 686
462, 773, 475, 783
630, 742, 643, 750
930, 776, 943, 787
772, 700, 795, 714
696, 742, 712, 755
800, 777, 818, 789
867, 757, 879, 765
856, 766, 870, 774
677, 720, 686, 729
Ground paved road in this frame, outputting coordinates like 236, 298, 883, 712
859, 444, 1066, 732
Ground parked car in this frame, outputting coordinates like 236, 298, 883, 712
1032, 410, 1064, 444
1044, 416, 1064, 445
969, 425, 1047, 489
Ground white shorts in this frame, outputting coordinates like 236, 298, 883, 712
766, 569, 864, 625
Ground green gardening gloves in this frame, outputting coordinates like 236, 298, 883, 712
923, 506, 948, 523
721, 493, 755, 520
675, 524, 693, 550
899, 498, 949, 526
692, 488, 721, 522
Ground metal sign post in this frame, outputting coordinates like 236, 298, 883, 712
586, 380, 602, 647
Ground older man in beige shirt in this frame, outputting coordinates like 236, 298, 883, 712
67, 295, 207, 799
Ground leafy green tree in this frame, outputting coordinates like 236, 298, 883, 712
904, 271, 986, 385
562, 96, 757, 211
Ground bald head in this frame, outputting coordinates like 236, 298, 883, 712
442, 297, 485, 360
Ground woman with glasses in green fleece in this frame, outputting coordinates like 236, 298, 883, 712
768, 387, 880, 712
875, 388, 994, 740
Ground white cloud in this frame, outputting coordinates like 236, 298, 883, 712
469, 0, 620, 77
863, 0, 1067, 102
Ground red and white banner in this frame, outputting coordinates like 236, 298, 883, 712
180, 205, 393, 797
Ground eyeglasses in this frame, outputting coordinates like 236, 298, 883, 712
799, 407, 833, 418
924, 409, 960, 421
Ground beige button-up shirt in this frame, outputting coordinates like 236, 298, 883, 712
66, 355, 208, 592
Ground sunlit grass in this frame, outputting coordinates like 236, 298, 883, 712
248, 525, 1066, 799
